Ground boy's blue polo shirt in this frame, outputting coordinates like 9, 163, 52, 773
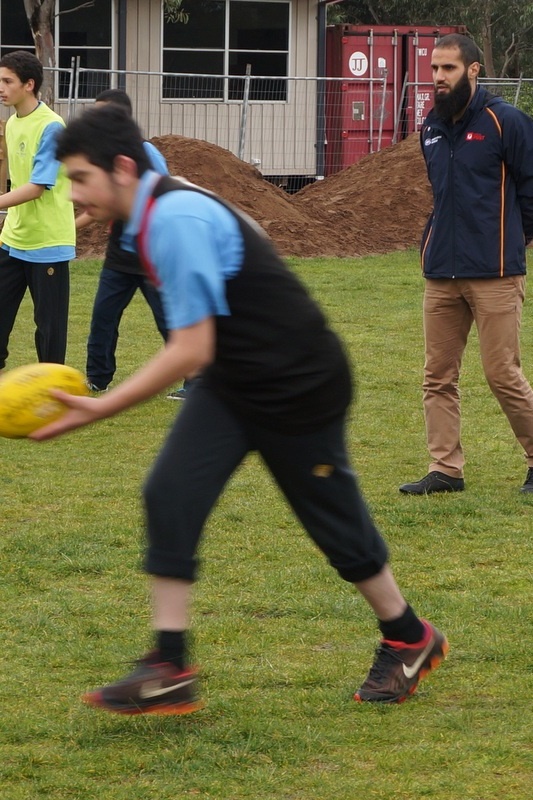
125, 170, 244, 330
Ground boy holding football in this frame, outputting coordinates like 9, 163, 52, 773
32, 104, 448, 714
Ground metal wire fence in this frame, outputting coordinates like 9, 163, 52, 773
1, 66, 532, 188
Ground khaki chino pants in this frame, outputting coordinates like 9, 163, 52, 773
423, 275, 533, 477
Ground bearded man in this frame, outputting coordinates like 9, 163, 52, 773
399, 33, 533, 495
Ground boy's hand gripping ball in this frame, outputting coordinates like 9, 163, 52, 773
0, 363, 88, 438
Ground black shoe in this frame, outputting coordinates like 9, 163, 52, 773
166, 387, 187, 400
86, 381, 108, 393
82, 651, 203, 715
399, 471, 464, 495
354, 620, 449, 704
520, 467, 533, 493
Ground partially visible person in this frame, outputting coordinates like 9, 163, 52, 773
32, 104, 448, 714
0, 50, 75, 372
77, 88, 189, 398
399, 33, 533, 496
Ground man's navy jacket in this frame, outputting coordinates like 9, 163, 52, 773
420, 86, 533, 279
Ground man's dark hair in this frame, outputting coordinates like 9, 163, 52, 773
435, 34, 482, 67
0, 50, 43, 96
95, 89, 133, 116
56, 105, 151, 175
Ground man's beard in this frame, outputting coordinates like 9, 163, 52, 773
434, 70, 472, 121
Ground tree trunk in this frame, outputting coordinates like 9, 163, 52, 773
480, 4, 496, 79
23, 0, 56, 104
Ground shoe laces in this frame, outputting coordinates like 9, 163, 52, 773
366, 643, 403, 681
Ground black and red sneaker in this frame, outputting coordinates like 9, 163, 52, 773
82, 651, 203, 715
354, 620, 448, 703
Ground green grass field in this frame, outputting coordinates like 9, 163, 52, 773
1, 253, 533, 799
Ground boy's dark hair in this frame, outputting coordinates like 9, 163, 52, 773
0, 50, 43, 96
95, 89, 133, 116
435, 34, 482, 67
55, 105, 151, 175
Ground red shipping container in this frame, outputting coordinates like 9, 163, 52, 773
325, 25, 466, 175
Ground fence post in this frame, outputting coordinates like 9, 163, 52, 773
393, 73, 408, 145
66, 57, 76, 120
73, 56, 81, 119
238, 64, 252, 161
514, 73, 523, 107
377, 71, 388, 151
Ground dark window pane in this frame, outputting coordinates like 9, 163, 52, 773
163, 51, 224, 99
1, 4, 34, 46
1, 47, 34, 59
229, 52, 287, 100
163, 75, 225, 100
58, 49, 111, 99
230, 51, 287, 76
76, 72, 112, 100
164, 0, 225, 49
57, 69, 75, 101
228, 76, 287, 101
59, 0, 112, 46
229, 1, 289, 51
163, 50, 224, 75
58, 49, 111, 71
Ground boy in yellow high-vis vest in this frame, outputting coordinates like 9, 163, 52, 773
0, 50, 75, 373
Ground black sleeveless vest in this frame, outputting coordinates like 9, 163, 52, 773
138, 176, 352, 433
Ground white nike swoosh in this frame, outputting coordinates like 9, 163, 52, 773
139, 678, 195, 699
402, 638, 435, 679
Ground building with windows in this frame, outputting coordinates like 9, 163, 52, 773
3, 3, 465, 182
1, 1, 325, 183
0, 6, 525, 184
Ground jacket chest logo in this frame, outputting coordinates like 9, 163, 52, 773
465, 132, 485, 141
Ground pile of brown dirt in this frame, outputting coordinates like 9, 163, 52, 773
292, 133, 432, 256
75, 132, 432, 260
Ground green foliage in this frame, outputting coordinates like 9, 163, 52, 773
328, 0, 533, 77
2, 254, 533, 798
163, 0, 189, 24
482, 78, 533, 117
517, 84, 533, 117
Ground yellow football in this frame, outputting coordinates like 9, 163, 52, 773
0, 363, 88, 439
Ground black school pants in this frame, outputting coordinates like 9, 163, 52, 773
143, 381, 388, 584
0, 248, 69, 369
86, 266, 167, 389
